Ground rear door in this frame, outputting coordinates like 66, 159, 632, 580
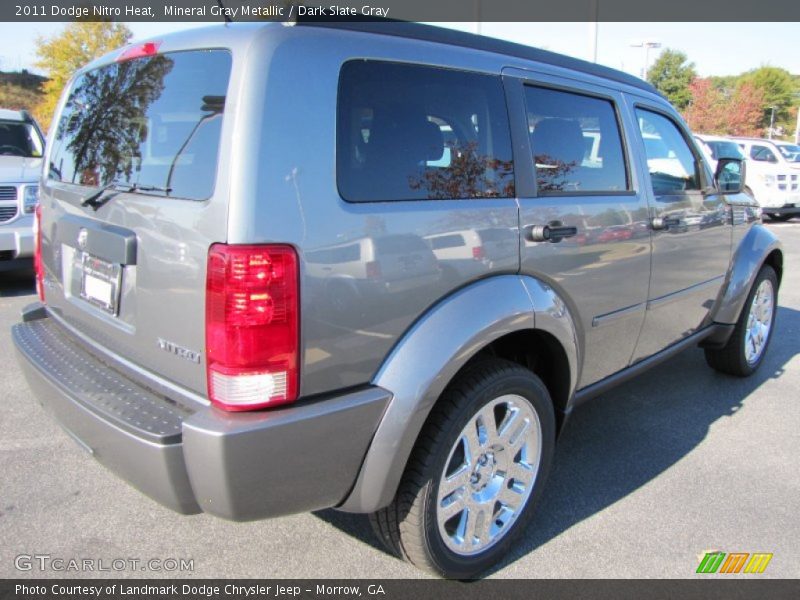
504, 68, 652, 388
626, 101, 732, 361
40, 48, 233, 398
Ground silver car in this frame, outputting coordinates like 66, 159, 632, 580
13, 21, 781, 578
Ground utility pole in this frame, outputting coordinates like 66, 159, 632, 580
630, 40, 661, 80
768, 107, 776, 140
588, 0, 599, 62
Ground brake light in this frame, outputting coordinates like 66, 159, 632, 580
117, 41, 161, 62
33, 204, 45, 302
205, 244, 299, 411
365, 260, 382, 280
472, 246, 485, 260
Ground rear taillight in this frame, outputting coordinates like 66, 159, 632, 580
33, 204, 45, 302
472, 246, 485, 260
205, 244, 299, 411
365, 260, 382, 280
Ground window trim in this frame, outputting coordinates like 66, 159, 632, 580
519, 80, 635, 198
335, 59, 517, 204
632, 103, 712, 197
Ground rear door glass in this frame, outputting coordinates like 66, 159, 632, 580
48, 49, 231, 201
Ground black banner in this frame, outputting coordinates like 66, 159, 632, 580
3, 0, 800, 22
2, 580, 800, 600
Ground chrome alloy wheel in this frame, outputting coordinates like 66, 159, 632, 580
745, 278, 774, 366
436, 394, 542, 556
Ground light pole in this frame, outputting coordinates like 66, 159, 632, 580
767, 107, 776, 140
588, 0, 599, 63
630, 40, 661, 80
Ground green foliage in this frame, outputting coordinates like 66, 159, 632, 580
33, 22, 132, 131
647, 49, 697, 110
738, 66, 798, 132
0, 70, 46, 125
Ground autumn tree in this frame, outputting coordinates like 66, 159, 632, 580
726, 82, 765, 136
684, 78, 764, 136
34, 22, 132, 131
647, 49, 697, 110
684, 78, 724, 133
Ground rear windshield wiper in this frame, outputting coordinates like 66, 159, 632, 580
81, 181, 172, 209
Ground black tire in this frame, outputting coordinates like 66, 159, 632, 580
369, 359, 556, 578
705, 265, 778, 377
769, 214, 793, 222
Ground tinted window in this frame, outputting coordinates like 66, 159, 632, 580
48, 50, 231, 201
636, 109, 701, 195
705, 140, 744, 160
750, 145, 778, 162
306, 243, 361, 265
374, 234, 429, 254
337, 61, 514, 202
0, 121, 43, 157
428, 234, 466, 250
524, 86, 628, 193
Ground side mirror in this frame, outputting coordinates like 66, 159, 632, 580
714, 158, 745, 194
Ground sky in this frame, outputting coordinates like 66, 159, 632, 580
0, 21, 798, 80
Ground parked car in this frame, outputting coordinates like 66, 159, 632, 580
424, 227, 517, 281
13, 21, 781, 579
773, 141, 800, 162
306, 233, 441, 317
731, 136, 800, 221
694, 133, 747, 172
0, 109, 44, 272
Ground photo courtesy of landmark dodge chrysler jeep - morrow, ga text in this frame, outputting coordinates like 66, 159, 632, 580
13, 21, 782, 578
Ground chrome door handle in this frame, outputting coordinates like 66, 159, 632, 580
651, 216, 681, 230
524, 222, 578, 243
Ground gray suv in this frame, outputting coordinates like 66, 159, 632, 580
13, 22, 782, 578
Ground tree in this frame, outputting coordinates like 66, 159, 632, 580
738, 66, 797, 131
684, 78, 764, 137
684, 78, 724, 133
647, 49, 697, 110
34, 22, 132, 131
726, 82, 765, 137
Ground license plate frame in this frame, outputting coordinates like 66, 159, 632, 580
78, 252, 122, 316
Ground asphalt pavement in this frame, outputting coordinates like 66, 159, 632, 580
1, 222, 798, 579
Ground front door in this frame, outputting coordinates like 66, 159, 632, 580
628, 102, 732, 361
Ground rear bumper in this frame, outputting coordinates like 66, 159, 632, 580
13, 307, 390, 521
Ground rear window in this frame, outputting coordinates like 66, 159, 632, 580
48, 49, 231, 201
337, 61, 515, 202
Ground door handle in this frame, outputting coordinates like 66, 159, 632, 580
651, 216, 682, 230
524, 221, 578, 243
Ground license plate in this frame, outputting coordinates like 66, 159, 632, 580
79, 253, 122, 315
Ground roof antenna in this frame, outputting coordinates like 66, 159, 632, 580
216, 0, 232, 23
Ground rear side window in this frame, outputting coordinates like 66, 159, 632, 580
337, 61, 514, 202
48, 49, 231, 201
524, 86, 628, 194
